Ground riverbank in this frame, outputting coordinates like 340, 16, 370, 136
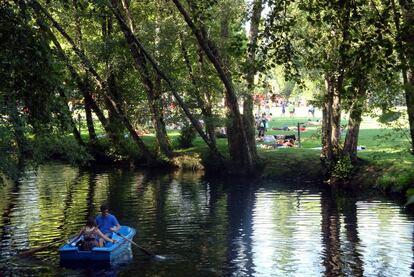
6, 115, 412, 203
179, 114, 414, 201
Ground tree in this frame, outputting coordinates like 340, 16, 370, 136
170, 0, 258, 174
389, 0, 414, 154
0, 1, 84, 178
29, 0, 157, 163
108, 0, 225, 163
243, 0, 264, 162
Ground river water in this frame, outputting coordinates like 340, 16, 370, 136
0, 163, 413, 276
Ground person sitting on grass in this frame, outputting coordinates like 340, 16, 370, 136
284, 139, 295, 147
71, 216, 116, 250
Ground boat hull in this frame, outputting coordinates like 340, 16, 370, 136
59, 225, 136, 262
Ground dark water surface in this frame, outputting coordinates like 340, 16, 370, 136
0, 163, 413, 276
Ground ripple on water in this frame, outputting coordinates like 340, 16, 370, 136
1, 165, 414, 277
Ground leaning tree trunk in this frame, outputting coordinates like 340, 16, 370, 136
179, 33, 216, 143
72, 0, 96, 142
171, 0, 256, 173
102, 15, 126, 146
117, 0, 173, 157
30, 0, 156, 163
38, 18, 114, 143
152, 76, 174, 157
109, 0, 224, 162
84, 96, 97, 141
243, 0, 263, 161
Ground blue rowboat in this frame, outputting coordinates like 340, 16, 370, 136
59, 225, 136, 262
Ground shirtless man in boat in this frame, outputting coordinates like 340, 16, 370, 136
96, 204, 121, 247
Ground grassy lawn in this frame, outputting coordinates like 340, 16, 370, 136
264, 115, 414, 191
78, 114, 414, 193
182, 115, 413, 192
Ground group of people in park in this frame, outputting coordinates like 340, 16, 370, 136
70, 204, 121, 251
281, 102, 315, 118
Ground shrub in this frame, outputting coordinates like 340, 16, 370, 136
332, 155, 354, 180
177, 122, 196, 149
172, 154, 204, 171
32, 135, 93, 165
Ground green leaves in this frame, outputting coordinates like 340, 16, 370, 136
378, 111, 402, 124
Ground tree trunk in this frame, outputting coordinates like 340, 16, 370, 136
117, 0, 174, 158
102, 14, 126, 145
331, 79, 342, 159
72, 0, 96, 142
84, 98, 97, 141
57, 89, 85, 146
108, 0, 224, 162
180, 34, 216, 143
171, 0, 256, 173
321, 75, 342, 165
321, 76, 334, 163
220, 2, 256, 171
30, 0, 155, 163
243, 0, 263, 161
321, 1, 350, 171
6, 97, 29, 163
152, 76, 174, 157
407, 71, 414, 154
343, 105, 363, 163
343, 81, 366, 163
38, 19, 111, 141
393, 0, 414, 154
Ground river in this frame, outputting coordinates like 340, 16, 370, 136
0, 163, 413, 276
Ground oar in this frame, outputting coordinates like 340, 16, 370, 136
19, 238, 65, 256
115, 231, 163, 259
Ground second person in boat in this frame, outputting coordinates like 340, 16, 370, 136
72, 216, 116, 250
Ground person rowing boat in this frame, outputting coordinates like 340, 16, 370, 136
96, 204, 121, 247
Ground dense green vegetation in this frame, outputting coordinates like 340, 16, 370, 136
0, 0, 413, 201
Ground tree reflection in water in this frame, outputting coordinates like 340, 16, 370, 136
0, 164, 413, 276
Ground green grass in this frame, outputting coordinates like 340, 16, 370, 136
265, 115, 414, 192
76, 115, 414, 194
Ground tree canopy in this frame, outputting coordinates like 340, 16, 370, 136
0, 0, 413, 182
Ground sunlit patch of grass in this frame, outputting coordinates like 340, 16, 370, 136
171, 153, 204, 171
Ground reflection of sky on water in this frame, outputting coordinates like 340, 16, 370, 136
357, 202, 413, 277
250, 194, 413, 276
251, 192, 324, 277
